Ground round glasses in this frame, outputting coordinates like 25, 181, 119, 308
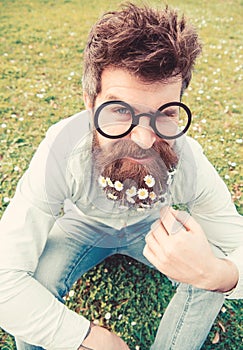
94, 100, 192, 140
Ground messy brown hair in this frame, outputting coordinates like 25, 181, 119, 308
83, 2, 202, 106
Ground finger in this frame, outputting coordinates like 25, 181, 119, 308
170, 208, 202, 233
147, 219, 169, 244
145, 224, 169, 261
160, 207, 187, 235
150, 219, 162, 232
143, 244, 162, 271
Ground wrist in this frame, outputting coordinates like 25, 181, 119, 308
205, 257, 239, 293
78, 323, 95, 350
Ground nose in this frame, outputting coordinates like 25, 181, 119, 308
130, 117, 156, 149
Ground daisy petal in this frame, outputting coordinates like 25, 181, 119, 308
144, 175, 155, 187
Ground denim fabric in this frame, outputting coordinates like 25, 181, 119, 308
15, 221, 224, 350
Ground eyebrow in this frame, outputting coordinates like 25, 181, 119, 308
104, 94, 121, 101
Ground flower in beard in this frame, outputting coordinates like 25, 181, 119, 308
114, 180, 124, 191
126, 186, 137, 197
149, 191, 157, 201
98, 175, 107, 188
137, 188, 149, 200
127, 195, 135, 204
106, 177, 114, 187
126, 186, 137, 204
107, 193, 118, 200
144, 175, 155, 188
93, 134, 178, 209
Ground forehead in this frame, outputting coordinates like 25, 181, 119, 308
95, 67, 182, 108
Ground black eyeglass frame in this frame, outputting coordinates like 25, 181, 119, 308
94, 100, 192, 140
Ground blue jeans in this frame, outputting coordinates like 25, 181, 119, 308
15, 221, 225, 350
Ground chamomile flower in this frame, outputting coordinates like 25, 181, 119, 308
126, 186, 137, 197
149, 191, 157, 201
98, 175, 107, 188
127, 196, 135, 204
144, 175, 155, 187
114, 180, 124, 191
106, 177, 114, 187
137, 188, 148, 200
107, 193, 118, 200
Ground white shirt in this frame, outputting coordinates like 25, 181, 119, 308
0, 110, 242, 349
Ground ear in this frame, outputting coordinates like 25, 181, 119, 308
83, 91, 93, 110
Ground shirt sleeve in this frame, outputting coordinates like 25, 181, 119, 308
189, 139, 243, 299
0, 122, 90, 348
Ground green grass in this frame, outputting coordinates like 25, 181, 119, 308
0, 0, 242, 349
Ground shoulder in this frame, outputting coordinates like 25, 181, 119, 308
45, 110, 91, 146
183, 136, 204, 157
171, 136, 211, 205
30, 110, 92, 181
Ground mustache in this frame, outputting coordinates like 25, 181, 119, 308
93, 138, 178, 170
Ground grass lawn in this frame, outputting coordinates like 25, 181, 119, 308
0, 0, 242, 349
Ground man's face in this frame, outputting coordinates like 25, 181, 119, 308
87, 67, 183, 149
84, 67, 183, 208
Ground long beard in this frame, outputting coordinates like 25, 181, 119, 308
92, 134, 178, 208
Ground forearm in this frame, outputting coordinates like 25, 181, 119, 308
0, 269, 89, 349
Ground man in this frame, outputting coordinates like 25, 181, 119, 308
0, 3, 242, 350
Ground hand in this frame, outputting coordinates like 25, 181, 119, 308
143, 207, 238, 291
80, 324, 130, 350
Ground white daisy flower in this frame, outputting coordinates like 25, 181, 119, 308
149, 191, 157, 201
106, 177, 114, 187
107, 193, 118, 200
126, 186, 137, 197
127, 196, 135, 204
137, 188, 148, 199
98, 175, 107, 188
114, 180, 124, 191
144, 175, 155, 187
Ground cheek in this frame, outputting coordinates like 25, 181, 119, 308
96, 130, 131, 148
96, 132, 107, 147
95, 131, 116, 148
